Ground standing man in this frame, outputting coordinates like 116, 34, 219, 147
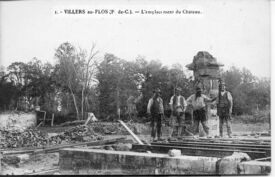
147, 88, 164, 141
187, 87, 215, 137
169, 87, 187, 137
217, 82, 233, 138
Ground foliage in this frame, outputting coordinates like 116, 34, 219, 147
233, 109, 270, 124
97, 54, 138, 120
0, 59, 56, 111
96, 55, 194, 120
221, 66, 270, 115
1, 43, 270, 123
0, 67, 19, 110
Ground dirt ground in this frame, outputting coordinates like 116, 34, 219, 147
232, 122, 269, 134
1, 153, 59, 175
0, 121, 270, 175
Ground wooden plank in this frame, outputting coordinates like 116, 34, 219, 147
173, 138, 271, 145
132, 144, 267, 159
152, 142, 270, 151
84, 116, 91, 126
2, 137, 125, 155
118, 120, 143, 145
24, 168, 59, 175
254, 157, 271, 161
36, 121, 43, 128
151, 142, 270, 157
166, 141, 271, 149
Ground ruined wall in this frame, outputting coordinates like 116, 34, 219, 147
59, 148, 219, 175
59, 148, 270, 175
0, 112, 37, 131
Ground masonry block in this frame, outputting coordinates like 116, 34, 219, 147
238, 161, 271, 175
217, 152, 251, 175
168, 149, 181, 157
59, 148, 220, 175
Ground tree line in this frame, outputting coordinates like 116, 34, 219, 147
0, 42, 270, 122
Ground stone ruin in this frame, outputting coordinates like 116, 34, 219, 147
186, 51, 224, 137
186, 51, 223, 80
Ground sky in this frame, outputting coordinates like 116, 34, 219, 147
0, 0, 271, 78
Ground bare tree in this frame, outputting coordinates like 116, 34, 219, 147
55, 42, 100, 120
80, 43, 99, 119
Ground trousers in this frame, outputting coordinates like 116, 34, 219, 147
219, 115, 232, 136
193, 109, 209, 135
151, 114, 162, 138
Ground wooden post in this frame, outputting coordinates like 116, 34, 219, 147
51, 113, 54, 127
43, 111, 46, 126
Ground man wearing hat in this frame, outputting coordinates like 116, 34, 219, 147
216, 81, 233, 138
147, 88, 164, 141
187, 86, 215, 136
169, 87, 187, 137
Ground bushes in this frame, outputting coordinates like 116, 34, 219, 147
233, 109, 270, 124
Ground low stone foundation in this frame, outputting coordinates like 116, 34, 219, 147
59, 148, 219, 175
238, 160, 271, 174
59, 148, 271, 175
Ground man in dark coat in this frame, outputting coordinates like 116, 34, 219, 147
147, 88, 164, 141
217, 82, 233, 138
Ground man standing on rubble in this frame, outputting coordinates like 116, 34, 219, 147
147, 88, 164, 141
216, 81, 233, 138
169, 87, 187, 137
187, 86, 215, 137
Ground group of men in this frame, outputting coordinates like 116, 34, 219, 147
147, 82, 233, 141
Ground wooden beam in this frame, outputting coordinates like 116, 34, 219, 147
2, 137, 125, 155
118, 120, 144, 145
84, 116, 91, 126
254, 157, 271, 161
151, 142, 270, 157
167, 141, 271, 149
24, 168, 59, 175
132, 144, 267, 159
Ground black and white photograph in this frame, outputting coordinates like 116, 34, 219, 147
0, 0, 272, 175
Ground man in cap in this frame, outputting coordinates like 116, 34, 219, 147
216, 81, 233, 138
169, 87, 187, 137
187, 86, 215, 136
147, 88, 164, 141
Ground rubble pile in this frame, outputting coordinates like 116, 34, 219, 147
0, 126, 103, 149
49, 125, 103, 145
0, 121, 146, 149
88, 122, 140, 135
0, 128, 48, 148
